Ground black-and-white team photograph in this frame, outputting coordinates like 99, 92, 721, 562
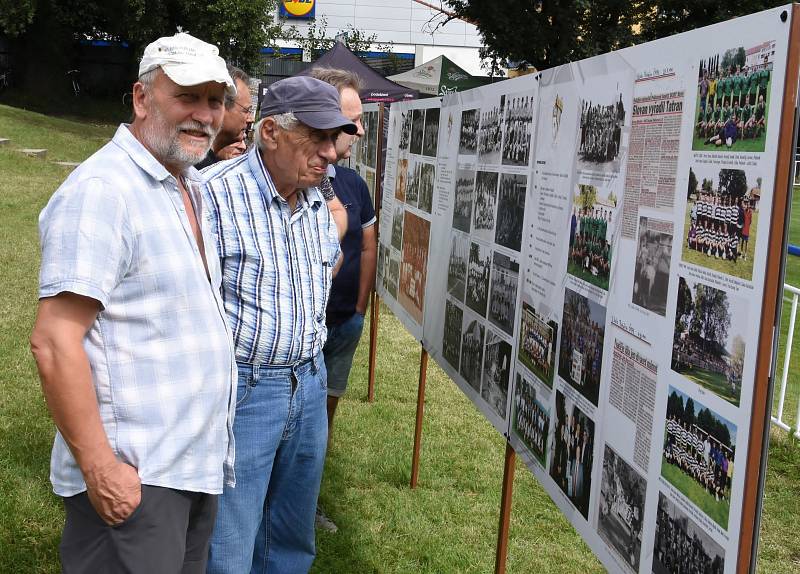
447, 232, 469, 302
481, 329, 511, 419
578, 93, 626, 171
472, 171, 499, 241
478, 99, 504, 164
422, 107, 440, 157
488, 252, 519, 337
410, 108, 425, 155
398, 110, 412, 151
386, 255, 400, 299
596, 445, 647, 573
377, 244, 388, 282
501, 93, 535, 166
632, 217, 673, 316
494, 173, 527, 252
512, 372, 551, 468
652, 492, 725, 574
558, 287, 607, 406
518, 301, 558, 389
460, 319, 485, 392
442, 299, 463, 372
549, 390, 595, 518
391, 206, 404, 250
408, 161, 435, 214
404, 159, 419, 207
465, 241, 491, 317
459, 108, 479, 155
452, 170, 475, 233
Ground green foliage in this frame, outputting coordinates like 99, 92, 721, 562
0, 0, 36, 37
0, 0, 283, 73
445, 0, 786, 72
637, 0, 787, 43
444, 0, 647, 71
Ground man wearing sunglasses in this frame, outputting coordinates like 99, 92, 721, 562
196, 66, 254, 169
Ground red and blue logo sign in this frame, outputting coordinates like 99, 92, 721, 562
280, 0, 315, 19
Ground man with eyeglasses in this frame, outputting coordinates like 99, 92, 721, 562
202, 75, 356, 574
196, 65, 254, 169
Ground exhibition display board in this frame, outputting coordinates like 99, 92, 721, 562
376, 5, 798, 573
377, 98, 441, 341
348, 102, 384, 205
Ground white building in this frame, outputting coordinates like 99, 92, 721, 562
276, 0, 488, 76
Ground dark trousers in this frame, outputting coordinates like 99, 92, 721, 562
60, 485, 217, 574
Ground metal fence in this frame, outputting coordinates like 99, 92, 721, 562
771, 283, 800, 436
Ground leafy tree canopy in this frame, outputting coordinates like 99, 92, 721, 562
444, 0, 786, 72
0, 0, 282, 72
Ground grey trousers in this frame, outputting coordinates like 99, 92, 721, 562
60, 485, 218, 574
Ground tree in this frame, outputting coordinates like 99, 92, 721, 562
0, 0, 282, 96
578, 184, 597, 213
688, 168, 698, 199
637, 0, 786, 44
718, 168, 748, 198
444, 0, 647, 72
444, 0, 785, 73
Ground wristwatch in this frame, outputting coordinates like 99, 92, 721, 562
319, 175, 336, 201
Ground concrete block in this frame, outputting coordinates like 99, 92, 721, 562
18, 148, 47, 159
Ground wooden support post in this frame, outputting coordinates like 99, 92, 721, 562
494, 442, 516, 574
367, 292, 380, 403
410, 347, 429, 489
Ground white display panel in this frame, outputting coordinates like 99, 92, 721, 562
378, 6, 794, 572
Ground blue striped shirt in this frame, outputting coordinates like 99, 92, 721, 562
201, 146, 341, 365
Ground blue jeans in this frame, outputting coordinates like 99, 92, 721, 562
322, 312, 365, 398
207, 353, 328, 574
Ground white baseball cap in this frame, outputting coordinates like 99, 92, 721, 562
138, 32, 236, 97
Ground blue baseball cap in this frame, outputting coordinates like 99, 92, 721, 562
259, 76, 358, 135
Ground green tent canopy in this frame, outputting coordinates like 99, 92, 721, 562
387, 55, 487, 96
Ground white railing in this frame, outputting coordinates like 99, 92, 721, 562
771, 283, 800, 437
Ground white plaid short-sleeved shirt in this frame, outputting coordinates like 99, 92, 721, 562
201, 146, 341, 366
38, 125, 237, 497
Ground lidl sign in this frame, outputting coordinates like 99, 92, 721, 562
280, 0, 315, 19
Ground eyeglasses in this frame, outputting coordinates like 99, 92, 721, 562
233, 101, 254, 116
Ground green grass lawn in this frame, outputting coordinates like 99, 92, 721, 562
567, 259, 609, 291
674, 363, 740, 407
0, 104, 798, 573
660, 456, 730, 530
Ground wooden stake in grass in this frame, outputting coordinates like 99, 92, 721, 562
494, 442, 516, 574
368, 291, 380, 403
410, 346, 428, 489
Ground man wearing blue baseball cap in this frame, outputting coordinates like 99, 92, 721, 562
202, 76, 357, 573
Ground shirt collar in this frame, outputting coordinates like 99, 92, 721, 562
326, 163, 336, 178
113, 124, 201, 185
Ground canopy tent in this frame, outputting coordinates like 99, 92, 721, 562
387, 55, 487, 96
297, 43, 417, 103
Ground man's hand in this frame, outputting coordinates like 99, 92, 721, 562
84, 459, 142, 525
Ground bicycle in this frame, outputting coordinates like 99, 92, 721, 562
0, 68, 11, 93
66, 69, 81, 97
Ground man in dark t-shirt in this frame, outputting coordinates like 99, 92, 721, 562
309, 67, 377, 533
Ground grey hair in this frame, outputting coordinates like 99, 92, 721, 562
254, 112, 300, 150
225, 65, 250, 109
137, 67, 160, 92
307, 66, 364, 94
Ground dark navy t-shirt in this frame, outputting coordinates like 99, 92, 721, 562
326, 165, 376, 327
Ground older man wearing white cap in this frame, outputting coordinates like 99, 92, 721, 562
30, 32, 238, 573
